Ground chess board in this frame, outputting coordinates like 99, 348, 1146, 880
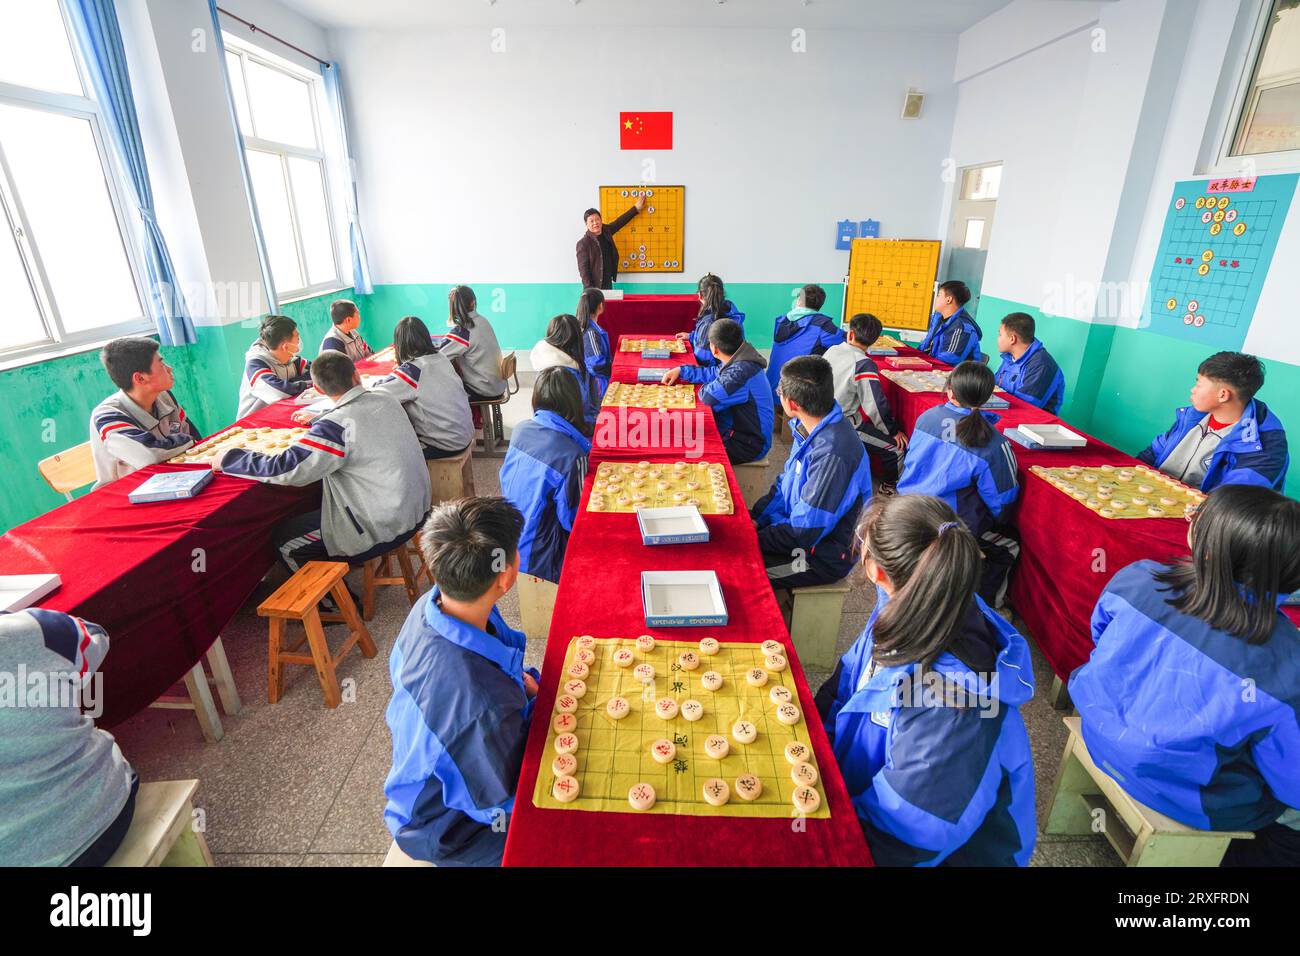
171, 425, 308, 465
1029, 464, 1205, 519
881, 368, 1005, 394
843, 238, 942, 332
370, 345, 395, 364
588, 460, 734, 514
602, 383, 696, 409
600, 185, 685, 274
531, 637, 829, 819
874, 334, 906, 350
619, 337, 687, 353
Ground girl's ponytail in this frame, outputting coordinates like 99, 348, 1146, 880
697, 273, 725, 320
947, 360, 996, 448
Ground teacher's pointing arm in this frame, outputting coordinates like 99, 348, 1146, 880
607, 194, 646, 236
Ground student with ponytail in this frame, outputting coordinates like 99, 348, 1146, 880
677, 273, 745, 367
576, 287, 612, 397
815, 493, 1036, 866
896, 360, 1021, 606
437, 285, 507, 401
529, 314, 599, 426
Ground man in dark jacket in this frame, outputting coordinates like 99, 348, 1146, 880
576, 196, 644, 289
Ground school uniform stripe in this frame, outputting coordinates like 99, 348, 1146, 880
301, 438, 346, 457
98, 420, 134, 440
439, 333, 470, 348
393, 369, 418, 389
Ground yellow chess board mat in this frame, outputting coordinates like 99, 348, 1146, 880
587, 460, 734, 514
602, 383, 696, 409
881, 368, 1006, 394
370, 345, 395, 363
1030, 464, 1205, 519
844, 238, 941, 333
172, 426, 308, 465
874, 334, 906, 349
600, 185, 685, 274
532, 637, 829, 819
619, 337, 687, 353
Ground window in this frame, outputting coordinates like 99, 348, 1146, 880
222, 34, 340, 299
960, 164, 1001, 201
1227, 0, 1300, 163
962, 218, 986, 249
0, 0, 147, 362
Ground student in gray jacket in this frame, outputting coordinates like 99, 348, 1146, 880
438, 285, 507, 401
319, 298, 375, 362
0, 609, 138, 866
373, 316, 474, 459
236, 315, 314, 419
217, 351, 432, 572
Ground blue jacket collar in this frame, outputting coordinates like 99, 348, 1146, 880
999, 338, 1043, 367
941, 401, 1001, 427
534, 409, 592, 452
423, 587, 525, 690
791, 403, 845, 444
1222, 398, 1266, 453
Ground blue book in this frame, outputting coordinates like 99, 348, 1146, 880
1004, 427, 1044, 450
981, 395, 1011, 410
129, 469, 214, 504
637, 367, 667, 383
641, 348, 670, 360
867, 347, 898, 357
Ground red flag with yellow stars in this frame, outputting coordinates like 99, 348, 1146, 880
619, 112, 672, 150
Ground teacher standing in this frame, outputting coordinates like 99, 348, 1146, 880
576, 194, 645, 289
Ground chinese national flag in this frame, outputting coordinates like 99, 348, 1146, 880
619, 112, 673, 150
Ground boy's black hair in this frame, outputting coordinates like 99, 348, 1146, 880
778, 355, 835, 417
311, 350, 356, 396
259, 314, 298, 349
330, 299, 359, 326
800, 284, 827, 311
393, 315, 439, 364
583, 207, 601, 222
939, 280, 971, 307
1000, 312, 1035, 343
532, 366, 588, 435
101, 336, 161, 392
1155, 484, 1300, 645
947, 360, 996, 448
707, 317, 744, 356
1197, 351, 1266, 402
848, 312, 883, 347
419, 497, 525, 602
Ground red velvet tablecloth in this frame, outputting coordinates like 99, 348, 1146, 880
502, 343, 873, 866
597, 293, 699, 350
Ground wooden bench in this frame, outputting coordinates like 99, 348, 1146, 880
517, 573, 558, 643
734, 456, 772, 507
426, 445, 476, 504
789, 579, 853, 670
360, 541, 426, 621
258, 561, 376, 708
107, 780, 213, 867
469, 352, 520, 457
383, 839, 435, 867
1043, 716, 1253, 866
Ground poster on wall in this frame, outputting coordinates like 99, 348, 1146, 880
1145, 173, 1299, 351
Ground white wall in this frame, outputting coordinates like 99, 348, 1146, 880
330, 25, 960, 284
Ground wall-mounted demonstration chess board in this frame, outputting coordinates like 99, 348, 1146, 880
600, 185, 685, 274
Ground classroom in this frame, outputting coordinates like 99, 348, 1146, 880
0, 0, 1297, 890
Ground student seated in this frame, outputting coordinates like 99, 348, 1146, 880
500, 367, 592, 584
824, 312, 908, 487
577, 287, 611, 398
384, 497, 538, 866
766, 284, 845, 405
752, 355, 873, 589
993, 312, 1064, 414
676, 273, 745, 367
319, 298, 374, 361
237, 314, 313, 418
663, 318, 772, 464
815, 494, 1037, 866
0, 610, 139, 866
1069, 484, 1300, 867
529, 314, 599, 427
897, 361, 1020, 607
89, 336, 200, 488
438, 285, 507, 402
1137, 351, 1289, 492
371, 316, 473, 460
218, 351, 431, 572
917, 280, 982, 365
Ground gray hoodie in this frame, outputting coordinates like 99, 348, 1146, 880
437, 311, 507, 399
372, 352, 474, 454
236, 340, 313, 419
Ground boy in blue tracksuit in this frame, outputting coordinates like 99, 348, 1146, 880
994, 312, 1065, 414
1137, 351, 1289, 492
1070, 484, 1300, 866
677, 273, 745, 367
500, 367, 592, 583
384, 497, 539, 866
766, 284, 845, 404
816, 494, 1037, 866
664, 318, 773, 464
753, 355, 873, 589
918, 280, 983, 365
577, 288, 611, 398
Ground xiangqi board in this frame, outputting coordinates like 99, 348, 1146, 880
1029, 464, 1205, 519
619, 337, 687, 353
533, 636, 829, 819
170, 426, 309, 465
587, 460, 734, 514
599, 185, 685, 274
601, 383, 696, 409
880, 368, 1007, 394
843, 238, 942, 332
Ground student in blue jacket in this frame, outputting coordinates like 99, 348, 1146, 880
752, 355, 873, 589
815, 493, 1037, 866
384, 497, 539, 866
676, 273, 745, 367
1070, 484, 1300, 866
576, 287, 611, 398
766, 284, 845, 404
529, 314, 600, 428
1138, 351, 1289, 492
897, 361, 1021, 607
994, 312, 1065, 414
917, 280, 982, 365
499, 367, 592, 583
662, 318, 772, 464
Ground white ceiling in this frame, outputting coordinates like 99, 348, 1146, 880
274, 0, 1016, 33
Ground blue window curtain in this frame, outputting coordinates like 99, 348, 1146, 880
321, 63, 373, 294
65, 0, 196, 345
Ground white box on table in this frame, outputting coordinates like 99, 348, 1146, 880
636, 505, 710, 546
0, 573, 62, 612
640, 570, 727, 627
1018, 423, 1088, 449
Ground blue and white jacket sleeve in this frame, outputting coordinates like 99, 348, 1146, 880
853, 359, 898, 435
25, 609, 111, 686
372, 362, 421, 405
1136, 412, 1184, 468
677, 364, 719, 387
246, 356, 311, 406
1251, 713, 1300, 812
556, 456, 587, 533
974, 445, 1020, 522
220, 417, 349, 486
817, 315, 847, 352
928, 322, 977, 366
756, 454, 849, 556
1218, 428, 1290, 490
1002, 357, 1064, 412
434, 325, 472, 361
437, 706, 531, 828
93, 410, 194, 470
697, 364, 751, 412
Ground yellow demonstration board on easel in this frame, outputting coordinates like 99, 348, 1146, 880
842, 238, 942, 333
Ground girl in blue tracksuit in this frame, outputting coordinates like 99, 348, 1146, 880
499, 367, 591, 584
678, 273, 745, 367
765, 283, 845, 403
918, 280, 983, 365
529, 314, 599, 428
577, 287, 611, 398
897, 361, 1021, 606
815, 493, 1037, 866
1070, 484, 1300, 866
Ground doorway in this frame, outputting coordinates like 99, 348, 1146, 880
943, 162, 1001, 316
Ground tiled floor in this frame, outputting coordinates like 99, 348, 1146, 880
109, 377, 1114, 867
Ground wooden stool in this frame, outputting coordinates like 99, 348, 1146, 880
426, 446, 476, 504
258, 561, 376, 708
789, 579, 852, 670
1043, 716, 1254, 866
734, 456, 772, 507
517, 573, 559, 642
361, 542, 425, 621
383, 839, 435, 867
772, 405, 792, 444
469, 351, 520, 457
107, 780, 213, 867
